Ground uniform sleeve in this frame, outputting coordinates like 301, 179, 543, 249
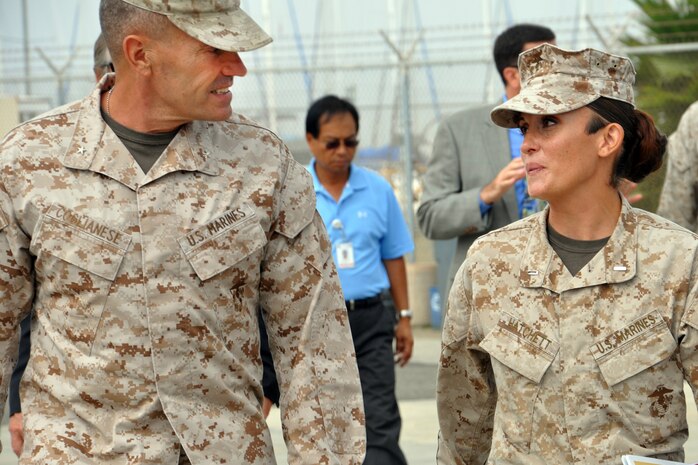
657, 103, 698, 232
417, 116, 490, 240
0, 179, 34, 446
260, 151, 365, 465
436, 264, 495, 465
680, 246, 698, 408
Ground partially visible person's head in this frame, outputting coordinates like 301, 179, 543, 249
493, 23, 556, 95
306, 95, 360, 138
491, 44, 666, 193
305, 95, 360, 176
92, 33, 113, 81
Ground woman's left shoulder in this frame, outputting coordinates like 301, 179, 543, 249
631, 208, 698, 253
633, 207, 698, 239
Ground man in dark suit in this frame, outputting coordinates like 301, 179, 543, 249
417, 24, 556, 288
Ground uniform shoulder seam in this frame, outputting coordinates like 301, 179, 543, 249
635, 209, 698, 239
225, 113, 282, 142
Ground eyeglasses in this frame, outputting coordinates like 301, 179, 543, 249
323, 138, 359, 150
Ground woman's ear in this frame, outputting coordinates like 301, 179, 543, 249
598, 122, 624, 159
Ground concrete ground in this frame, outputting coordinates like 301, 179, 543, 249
0, 327, 696, 464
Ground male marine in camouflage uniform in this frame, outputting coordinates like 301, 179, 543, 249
0, 0, 365, 463
657, 101, 698, 232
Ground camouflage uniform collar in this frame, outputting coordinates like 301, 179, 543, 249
519, 197, 637, 293
62, 75, 114, 172
63, 77, 220, 189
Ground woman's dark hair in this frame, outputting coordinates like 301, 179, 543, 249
586, 97, 667, 186
305, 95, 359, 138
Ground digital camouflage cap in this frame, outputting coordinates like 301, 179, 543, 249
491, 43, 636, 128
120, 0, 272, 52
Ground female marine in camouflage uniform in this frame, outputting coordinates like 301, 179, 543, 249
437, 43, 698, 465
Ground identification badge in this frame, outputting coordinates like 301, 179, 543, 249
336, 242, 355, 269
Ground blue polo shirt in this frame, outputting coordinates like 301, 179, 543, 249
308, 160, 414, 301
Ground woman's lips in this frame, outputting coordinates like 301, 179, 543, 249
526, 163, 544, 175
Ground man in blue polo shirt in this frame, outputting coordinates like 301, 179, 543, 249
306, 95, 414, 465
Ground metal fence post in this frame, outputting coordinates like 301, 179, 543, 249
380, 30, 423, 262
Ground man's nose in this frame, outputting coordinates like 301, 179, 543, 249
222, 52, 248, 77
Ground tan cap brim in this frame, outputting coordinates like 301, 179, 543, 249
170, 8, 272, 52
491, 78, 600, 128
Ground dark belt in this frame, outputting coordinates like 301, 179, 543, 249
345, 294, 383, 311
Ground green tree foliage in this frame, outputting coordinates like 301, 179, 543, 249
622, 0, 698, 211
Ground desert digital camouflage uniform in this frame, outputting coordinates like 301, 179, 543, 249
436, 199, 698, 465
0, 75, 365, 464
657, 101, 698, 233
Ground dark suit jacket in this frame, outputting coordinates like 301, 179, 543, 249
417, 103, 518, 287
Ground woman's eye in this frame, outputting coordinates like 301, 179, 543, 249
542, 116, 557, 127
518, 125, 528, 135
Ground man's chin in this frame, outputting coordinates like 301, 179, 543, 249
205, 110, 233, 122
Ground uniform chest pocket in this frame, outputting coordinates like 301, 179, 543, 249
31, 208, 131, 350
479, 315, 559, 452
590, 310, 685, 445
179, 211, 268, 349
33, 212, 130, 280
480, 316, 559, 383
178, 210, 267, 283
590, 311, 677, 386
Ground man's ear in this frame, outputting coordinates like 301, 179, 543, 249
502, 66, 520, 89
122, 34, 152, 75
598, 122, 624, 159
